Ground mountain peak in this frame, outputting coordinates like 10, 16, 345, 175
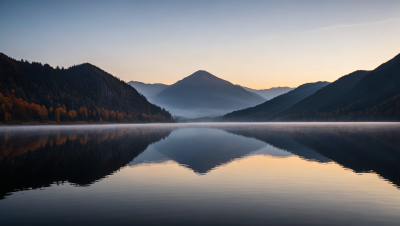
189, 70, 217, 79
175, 70, 231, 86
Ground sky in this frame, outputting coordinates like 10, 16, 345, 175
1, 0, 400, 89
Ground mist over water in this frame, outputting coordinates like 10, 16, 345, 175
1, 123, 400, 225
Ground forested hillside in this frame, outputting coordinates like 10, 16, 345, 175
274, 70, 369, 120
275, 53, 400, 121
0, 53, 173, 123
223, 82, 329, 121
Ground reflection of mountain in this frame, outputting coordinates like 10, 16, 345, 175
129, 124, 400, 188
219, 124, 400, 187
288, 125, 400, 187
222, 126, 330, 163
0, 126, 173, 199
129, 127, 331, 173
130, 128, 285, 174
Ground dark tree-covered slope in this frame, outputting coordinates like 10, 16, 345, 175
276, 53, 400, 121
275, 70, 369, 120
0, 53, 173, 122
332, 53, 400, 120
223, 82, 329, 121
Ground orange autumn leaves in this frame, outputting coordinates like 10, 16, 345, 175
0, 92, 48, 122
0, 91, 170, 123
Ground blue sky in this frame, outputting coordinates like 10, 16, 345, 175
1, 0, 400, 88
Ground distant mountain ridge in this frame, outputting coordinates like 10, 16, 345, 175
128, 73, 295, 118
128, 81, 168, 98
241, 86, 294, 100
128, 80, 292, 101
149, 70, 266, 118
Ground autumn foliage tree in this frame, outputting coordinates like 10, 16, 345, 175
68, 110, 77, 121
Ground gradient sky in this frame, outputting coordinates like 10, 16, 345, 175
1, 0, 400, 89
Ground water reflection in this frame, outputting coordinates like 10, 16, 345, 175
1, 123, 400, 201
0, 125, 173, 199
220, 123, 400, 187
129, 128, 288, 174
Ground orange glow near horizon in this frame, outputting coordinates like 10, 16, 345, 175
106, 18, 400, 89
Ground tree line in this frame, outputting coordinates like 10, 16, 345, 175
0, 91, 171, 123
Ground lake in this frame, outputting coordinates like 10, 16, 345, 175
0, 123, 399, 226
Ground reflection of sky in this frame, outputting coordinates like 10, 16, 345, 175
1, 0, 400, 89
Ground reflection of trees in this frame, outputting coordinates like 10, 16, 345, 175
0, 127, 173, 199
219, 124, 400, 188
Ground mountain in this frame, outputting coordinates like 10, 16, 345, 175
128, 81, 168, 98
223, 81, 329, 121
150, 70, 266, 118
0, 53, 173, 123
241, 86, 294, 100
274, 70, 369, 120
275, 53, 400, 121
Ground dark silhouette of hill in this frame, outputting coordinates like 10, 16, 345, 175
0, 53, 173, 123
241, 86, 294, 100
331, 53, 400, 120
274, 53, 400, 121
223, 82, 329, 121
150, 70, 266, 118
128, 81, 168, 98
275, 70, 369, 120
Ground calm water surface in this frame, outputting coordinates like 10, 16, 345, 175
0, 123, 399, 226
